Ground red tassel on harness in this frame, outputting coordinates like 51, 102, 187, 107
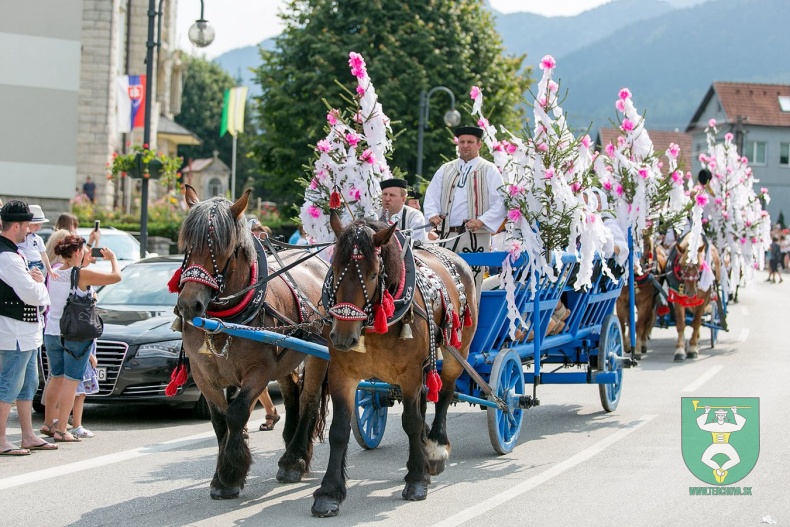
329, 191, 342, 209
463, 306, 473, 327
426, 369, 442, 403
167, 267, 183, 293
450, 311, 462, 347
373, 304, 388, 334
656, 304, 670, 316
382, 290, 395, 318
165, 364, 187, 397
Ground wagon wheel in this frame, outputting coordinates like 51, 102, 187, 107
487, 348, 526, 455
597, 314, 624, 412
352, 383, 389, 450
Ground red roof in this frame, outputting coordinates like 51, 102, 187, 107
688, 82, 790, 130
596, 128, 693, 173
181, 158, 216, 173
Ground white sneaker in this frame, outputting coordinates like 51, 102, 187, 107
71, 426, 95, 438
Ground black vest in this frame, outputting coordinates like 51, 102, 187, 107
0, 236, 41, 323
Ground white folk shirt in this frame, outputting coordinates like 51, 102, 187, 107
17, 232, 45, 266
423, 156, 506, 233
0, 247, 50, 351
380, 205, 427, 241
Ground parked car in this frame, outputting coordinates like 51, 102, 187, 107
33, 255, 210, 418
38, 226, 148, 271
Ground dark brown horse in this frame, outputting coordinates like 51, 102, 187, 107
310, 211, 477, 517
667, 232, 720, 361
175, 185, 328, 499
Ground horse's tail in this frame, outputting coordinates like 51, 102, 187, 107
311, 366, 331, 444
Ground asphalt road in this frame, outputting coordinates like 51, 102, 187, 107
2, 277, 788, 527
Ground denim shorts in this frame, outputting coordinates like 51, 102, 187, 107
44, 334, 94, 382
0, 347, 39, 404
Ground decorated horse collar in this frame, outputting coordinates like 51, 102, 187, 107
205, 236, 269, 324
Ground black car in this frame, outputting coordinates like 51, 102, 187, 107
34, 256, 210, 418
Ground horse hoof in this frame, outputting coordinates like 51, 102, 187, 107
686, 351, 698, 359
402, 482, 428, 501
428, 458, 446, 476
276, 466, 303, 484
640, 345, 648, 354
210, 486, 240, 500
311, 496, 340, 517
673, 352, 686, 362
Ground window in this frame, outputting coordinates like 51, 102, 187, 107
746, 141, 767, 165
779, 96, 790, 112
208, 178, 223, 197
781, 143, 790, 166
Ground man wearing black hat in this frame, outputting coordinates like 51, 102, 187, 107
423, 125, 506, 291
0, 200, 52, 455
379, 178, 427, 241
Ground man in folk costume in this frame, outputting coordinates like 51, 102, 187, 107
380, 178, 427, 242
423, 125, 506, 292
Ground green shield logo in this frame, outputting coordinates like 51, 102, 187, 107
681, 397, 760, 485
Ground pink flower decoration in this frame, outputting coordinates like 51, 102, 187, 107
308, 204, 321, 218
695, 193, 708, 207
602, 179, 613, 191
309, 179, 319, 190
740, 237, 747, 244
761, 187, 768, 194
508, 184, 523, 197
356, 85, 366, 96
345, 132, 360, 147
725, 132, 734, 142
581, 135, 591, 149
316, 169, 328, 181
545, 167, 555, 179
327, 110, 339, 126
316, 139, 331, 153
353, 111, 363, 124
708, 118, 717, 128
708, 160, 717, 170
505, 142, 517, 155
700, 259, 711, 272
615, 185, 624, 197
671, 170, 683, 184
493, 141, 504, 152
615, 99, 626, 113
638, 167, 649, 179
668, 143, 680, 159
477, 117, 489, 128
714, 197, 723, 206
722, 211, 729, 219
570, 182, 582, 193
348, 52, 367, 78
605, 143, 615, 157
745, 220, 752, 227
536, 142, 548, 153
586, 213, 597, 224
539, 54, 556, 70
507, 209, 522, 221
359, 149, 376, 165
761, 210, 768, 217
621, 118, 634, 132
538, 96, 548, 108
548, 80, 559, 93
698, 153, 708, 163
508, 240, 522, 259
348, 187, 361, 201
470, 86, 481, 100
618, 88, 631, 100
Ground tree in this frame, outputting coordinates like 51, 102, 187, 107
251, 0, 531, 207
175, 55, 256, 197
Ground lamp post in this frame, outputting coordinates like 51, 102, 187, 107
141, 0, 213, 258
415, 86, 461, 179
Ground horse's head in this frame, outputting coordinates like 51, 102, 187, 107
326, 209, 398, 351
674, 233, 706, 297
175, 185, 255, 321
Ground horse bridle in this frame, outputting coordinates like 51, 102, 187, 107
178, 203, 239, 304
326, 226, 385, 325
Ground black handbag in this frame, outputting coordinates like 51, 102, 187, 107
59, 267, 103, 342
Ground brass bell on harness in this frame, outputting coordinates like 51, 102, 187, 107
399, 322, 413, 340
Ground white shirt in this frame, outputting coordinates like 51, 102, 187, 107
603, 217, 629, 266
0, 245, 50, 351
380, 205, 426, 241
17, 232, 45, 265
423, 156, 506, 233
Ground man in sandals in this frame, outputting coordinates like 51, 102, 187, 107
0, 201, 56, 455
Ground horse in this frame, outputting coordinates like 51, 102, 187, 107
310, 211, 478, 517
615, 233, 666, 358
175, 185, 329, 499
666, 231, 721, 361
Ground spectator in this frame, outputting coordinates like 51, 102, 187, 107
767, 236, 783, 284
55, 213, 79, 233
18, 205, 57, 279
82, 177, 96, 203
0, 200, 55, 455
39, 235, 120, 442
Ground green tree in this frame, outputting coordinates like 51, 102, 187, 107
251, 0, 531, 207
175, 55, 256, 197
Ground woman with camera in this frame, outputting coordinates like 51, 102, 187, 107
40, 235, 120, 442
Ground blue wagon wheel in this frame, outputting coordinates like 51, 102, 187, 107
487, 348, 525, 455
709, 300, 719, 348
597, 314, 624, 412
352, 384, 389, 450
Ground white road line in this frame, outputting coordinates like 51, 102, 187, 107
0, 430, 217, 491
432, 414, 657, 527
738, 328, 749, 342
681, 365, 723, 393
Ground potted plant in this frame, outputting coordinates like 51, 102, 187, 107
110, 144, 183, 185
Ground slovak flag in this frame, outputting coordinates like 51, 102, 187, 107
116, 75, 146, 133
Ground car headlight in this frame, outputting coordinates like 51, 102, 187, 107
137, 339, 182, 359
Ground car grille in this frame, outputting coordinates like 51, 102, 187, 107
41, 340, 129, 396
121, 383, 169, 397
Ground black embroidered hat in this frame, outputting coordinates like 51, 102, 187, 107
698, 168, 712, 185
453, 126, 484, 138
0, 200, 33, 223
380, 178, 409, 190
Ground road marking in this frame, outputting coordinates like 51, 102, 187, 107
0, 430, 217, 491
432, 414, 657, 527
738, 328, 749, 342
681, 365, 723, 393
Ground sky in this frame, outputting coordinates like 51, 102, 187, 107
176, 0, 615, 59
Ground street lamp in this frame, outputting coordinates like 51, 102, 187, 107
415, 86, 461, 179
141, 0, 213, 258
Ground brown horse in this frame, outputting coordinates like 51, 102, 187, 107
667, 232, 721, 361
175, 185, 328, 499
616, 234, 666, 358
310, 211, 477, 517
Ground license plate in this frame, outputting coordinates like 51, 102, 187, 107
96, 367, 107, 381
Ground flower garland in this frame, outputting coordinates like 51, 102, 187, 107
299, 52, 394, 244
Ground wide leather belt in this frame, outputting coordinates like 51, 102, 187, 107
447, 226, 465, 233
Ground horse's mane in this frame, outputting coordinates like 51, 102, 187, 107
178, 196, 255, 261
334, 219, 402, 292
